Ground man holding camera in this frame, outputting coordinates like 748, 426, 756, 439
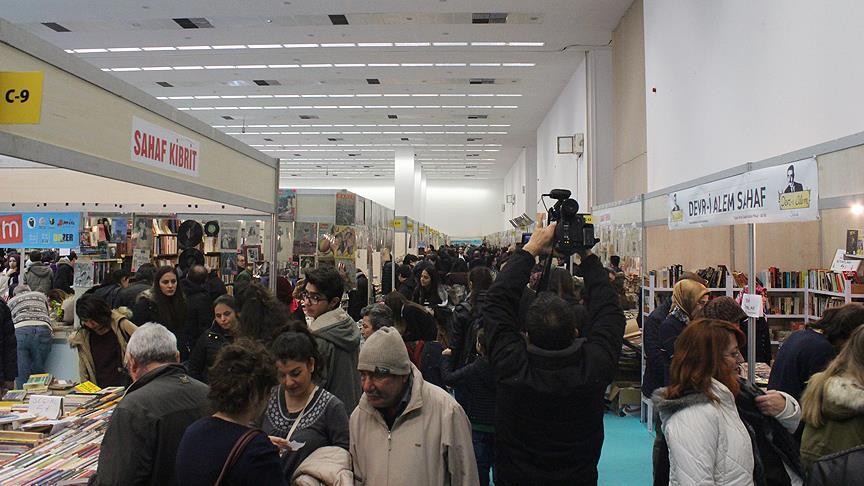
483, 222, 626, 486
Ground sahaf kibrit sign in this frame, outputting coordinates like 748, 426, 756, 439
668, 157, 819, 229
131, 116, 200, 177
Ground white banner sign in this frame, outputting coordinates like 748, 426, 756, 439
131, 116, 200, 177
668, 158, 818, 229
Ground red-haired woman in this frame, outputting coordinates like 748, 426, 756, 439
654, 319, 750, 483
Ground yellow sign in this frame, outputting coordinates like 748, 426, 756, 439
779, 190, 811, 210
0, 71, 44, 124
419, 225, 426, 234
407, 221, 415, 231
391, 218, 404, 229
73, 381, 102, 394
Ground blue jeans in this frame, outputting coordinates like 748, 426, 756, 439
473, 429, 495, 486
15, 326, 53, 388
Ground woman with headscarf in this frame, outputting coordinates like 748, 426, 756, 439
658, 279, 709, 387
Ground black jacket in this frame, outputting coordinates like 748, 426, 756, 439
484, 251, 626, 485
806, 445, 864, 486
94, 364, 209, 486
642, 298, 672, 397
347, 272, 369, 322
0, 300, 16, 383
441, 353, 496, 428
53, 262, 75, 294
658, 312, 687, 389
381, 261, 394, 295
84, 283, 123, 309
187, 323, 233, 383
116, 281, 151, 309
180, 280, 214, 350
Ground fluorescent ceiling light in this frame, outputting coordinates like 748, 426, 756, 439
108, 47, 141, 52
471, 63, 501, 67
401, 63, 433, 67
248, 44, 283, 49
503, 63, 535, 67
194, 95, 220, 99
433, 42, 468, 47
75, 48, 108, 53
177, 46, 211, 50
395, 42, 431, 47
508, 42, 544, 46
212, 45, 247, 50
142, 46, 175, 51
334, 64, 366, 67
357, 42, 392, 47
471, 42, 506, 46
268, 64, 299, 68
174, 65, 204, 70
204, 65, 235, 69
368, 63, 398, 67
435, 63, 466, 67
301, 64, 333, 68
283, 43, 319, 48
321, 43, 356, 47
236, 65, 267, 69
248, 94, 274, 98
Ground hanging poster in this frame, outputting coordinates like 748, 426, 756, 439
668, 157, 819, 229
111, 218, 128, 243
0, 212, 80, 248
73, 262, 94, 288
244, 222, 262, 246
333, 225, 356, 259
293, 222, 318, 255
131, 248, 150, 272
317, 223, 335, 260
220, 223, 239, 250
220, 252, 238, 277
299, 255, 316, 278
133, 216, 152, 250
277, 222, 293, 263
277, 189, 297, 222
335, 191, 356, 225
337, 259, 357, 288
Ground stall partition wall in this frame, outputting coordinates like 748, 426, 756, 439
642, 135, 864, 273
0, 20, 278, 216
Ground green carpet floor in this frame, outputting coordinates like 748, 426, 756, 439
598, 414, 655, 485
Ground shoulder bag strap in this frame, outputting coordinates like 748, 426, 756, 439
214, 428, 262, 486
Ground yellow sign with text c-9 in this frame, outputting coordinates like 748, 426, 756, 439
0, 72, 44, 124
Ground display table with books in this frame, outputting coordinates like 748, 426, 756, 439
0, 374, 123, 485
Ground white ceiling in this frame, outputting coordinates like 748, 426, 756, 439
0, 0, 632, 181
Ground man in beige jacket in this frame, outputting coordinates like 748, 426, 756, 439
349, 327, 479, 486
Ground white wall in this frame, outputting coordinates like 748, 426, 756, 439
282, 177, 504, 238
536, 59, 588, 214
426, 179, 504, 238
644, 0, 864, 192
503, 148, 527, 227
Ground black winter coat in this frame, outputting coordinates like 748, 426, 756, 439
347, 273, 368, 322
642, 298, 672, 397
806, 445, 864, 486
441, 353, 496, 427
484, 251, 625, 485
180, 280, 214, 350
187, 323, 233, 383
0, 300, 17, 383
93, 364, 209, 486
53, 262, 75, 294
381, 261, 394, 295
116, 281, 151, 309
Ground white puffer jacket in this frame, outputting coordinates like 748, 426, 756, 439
654, 379, 754, 485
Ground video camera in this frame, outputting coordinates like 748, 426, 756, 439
543, 189, 599, 257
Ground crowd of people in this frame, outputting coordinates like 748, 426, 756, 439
0, 234, 862, 484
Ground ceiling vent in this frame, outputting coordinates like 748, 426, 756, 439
465, 164, 478, 169
467, 114, 488, 120
327, 137, 344, 142
466, 137, 482, 141
298, 115, 319, 120
466, 153, 480, 157
469, 78, 496, 85
156, 81, 173, 87
387, 114, 398, 119
464, 174, 476, 177
221, 115, 234, 120
42, 22, 71, 32
263, 138, 274, 142
472, 13, 508, 24
366, 78, 381, 85
294, 154, 302, 157
253, 80, 281, 86
347, 153, 360, 157
329, 14, 349, 25
173, 18, 214, 29
401, 137, 409, 141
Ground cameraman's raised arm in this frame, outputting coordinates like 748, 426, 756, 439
578, 250, 627, 384
483, 224, 556, 378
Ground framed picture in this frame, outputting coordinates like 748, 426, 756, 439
245, 245, 262, 263
557, 135, 574, 154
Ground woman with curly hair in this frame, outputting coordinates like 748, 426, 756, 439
175, 339, 283, 485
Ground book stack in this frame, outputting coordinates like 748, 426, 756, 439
768, 295, 803, 315
648, 265, 684, 288
156, 234, 178, 256
23, 374, 52, 394
696, 265, 729, 288
0, 389, 123, 484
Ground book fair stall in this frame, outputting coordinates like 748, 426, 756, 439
0, 19, 278, 481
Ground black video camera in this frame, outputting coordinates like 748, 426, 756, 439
544, 189, 598, 257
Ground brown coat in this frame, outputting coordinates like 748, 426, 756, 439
68, 309, 137, 386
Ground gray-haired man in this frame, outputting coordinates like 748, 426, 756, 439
94, 323, 209, 486
360, 303, 394, 340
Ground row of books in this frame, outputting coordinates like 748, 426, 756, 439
759, 267, 807, 289
768, 296, 804, 315
648, 265, 863, 294
810, 296, 847, 319
696, 265, 729, 289
155, 234, 178, 256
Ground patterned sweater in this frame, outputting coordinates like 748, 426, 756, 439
7, 291, 51, 327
